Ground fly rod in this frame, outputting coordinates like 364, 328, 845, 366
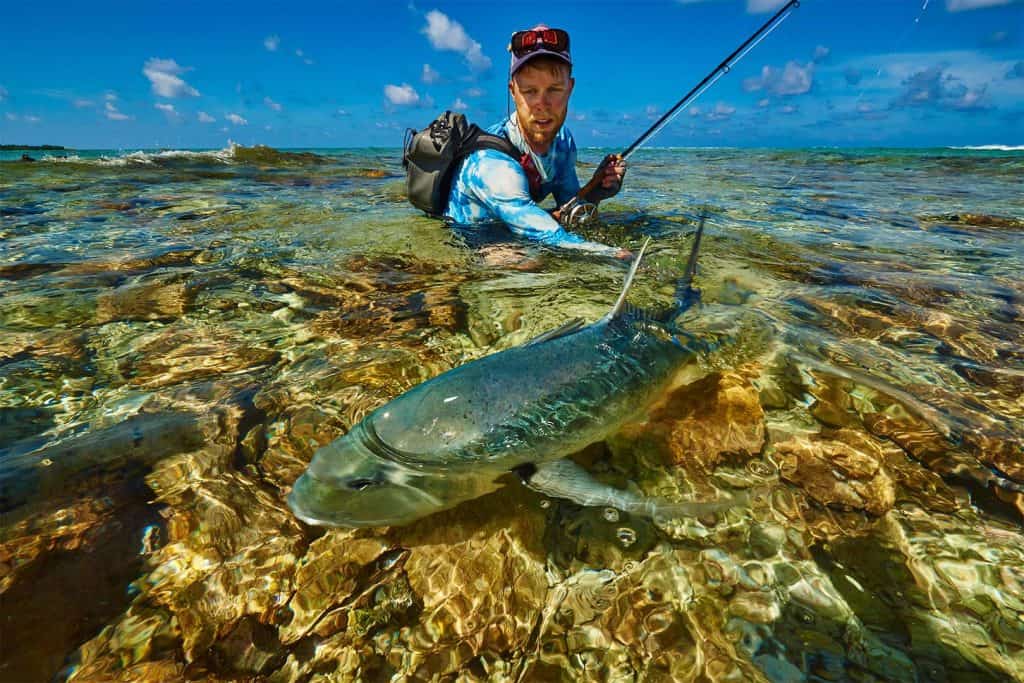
567, 0, 800, 225
622, 0, 800, 160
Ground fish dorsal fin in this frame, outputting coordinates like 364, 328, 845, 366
602, 238, 651, 323
523, 317, 587, 346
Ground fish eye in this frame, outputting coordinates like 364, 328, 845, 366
346, 478, 379, 491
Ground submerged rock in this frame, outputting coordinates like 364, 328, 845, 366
625, 368, 766, 474
94, 272, 197, 324
919, 213, 1024, 231
775, 430, 896, 516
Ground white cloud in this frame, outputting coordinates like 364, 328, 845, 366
155, 103, 181, 121
452, 97, 468, 110
778, 104, 799, 114
757, 97, 771, 107
264, 96, 282, 111
706, 102, 736, 121
746, 0, 787, 12
198, 111, 216, 123
384, 83, 420, 106
465, 87, 484, 97
743, 61, 814, 96
24, 115, 41, 123
422, 10, 491, 71
73, 98, 95, 108
677, 0, 789, 13
227, 113, 248, 125
295, 48, 304, 57
105, 92, 118, 102
4, 112, 16, 121
143, 58, 200, 98
264, 35, 280, 51
422, 63, 441, 84
814, 45, 831, 62
336, 108, 350, 116
105, 101, 131, 121
946, 0, 1018, 10
893, 63, 990, 110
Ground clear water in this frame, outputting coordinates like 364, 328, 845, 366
1, 144, 1022, 681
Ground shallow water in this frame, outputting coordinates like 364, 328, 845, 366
1, 144, 1022, 681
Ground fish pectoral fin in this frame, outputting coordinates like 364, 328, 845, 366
523, 317, 587, 347
521, 458, 651, 512
521, 458, 749, 523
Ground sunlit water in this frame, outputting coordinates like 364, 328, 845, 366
1, 144, 1022, 681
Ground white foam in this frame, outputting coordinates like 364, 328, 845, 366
42, 143, 241, 166
950, 144, 1024, 151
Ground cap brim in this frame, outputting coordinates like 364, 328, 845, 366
511, 49, 572, 75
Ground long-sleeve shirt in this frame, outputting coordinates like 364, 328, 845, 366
444, 119, 618, 256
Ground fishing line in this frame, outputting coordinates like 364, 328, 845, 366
852, 0, 933, 110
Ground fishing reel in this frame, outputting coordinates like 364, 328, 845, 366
556, 196, 598, 230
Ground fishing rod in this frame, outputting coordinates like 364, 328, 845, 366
564, 0, 800, 227
623, 0, 800, 160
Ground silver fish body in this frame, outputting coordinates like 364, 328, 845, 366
288, 314, 700, 528
289, 233, 721, 528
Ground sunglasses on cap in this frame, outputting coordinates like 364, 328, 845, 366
509, 28, 570, 57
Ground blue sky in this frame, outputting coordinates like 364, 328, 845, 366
1, 0, 1021, 149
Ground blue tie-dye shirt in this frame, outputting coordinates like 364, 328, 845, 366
445, 119, 617, 256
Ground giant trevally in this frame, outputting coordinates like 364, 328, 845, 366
288, 219, 743, 527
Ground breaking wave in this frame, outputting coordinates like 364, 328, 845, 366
950, 144, 1024, 152
39, 142, 327, 168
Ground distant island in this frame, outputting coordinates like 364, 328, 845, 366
0, 144, 67, 150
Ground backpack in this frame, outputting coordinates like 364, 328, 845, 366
402, 111, 519, 218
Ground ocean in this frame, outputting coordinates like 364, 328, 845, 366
1, 144, 1022, 681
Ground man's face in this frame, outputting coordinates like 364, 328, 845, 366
510, 63, 574, 155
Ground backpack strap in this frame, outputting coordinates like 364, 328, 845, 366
459, 126, 545, 202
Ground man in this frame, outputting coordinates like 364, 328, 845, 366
445, 25, 630, 260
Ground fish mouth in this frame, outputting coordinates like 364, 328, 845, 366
287, 477, 386, 528
287, 471, 442, 529
288, 489, 396, 528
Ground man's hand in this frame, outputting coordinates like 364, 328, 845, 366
584, 154, 627, 203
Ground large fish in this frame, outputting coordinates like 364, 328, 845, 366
288, 221, 741, 527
